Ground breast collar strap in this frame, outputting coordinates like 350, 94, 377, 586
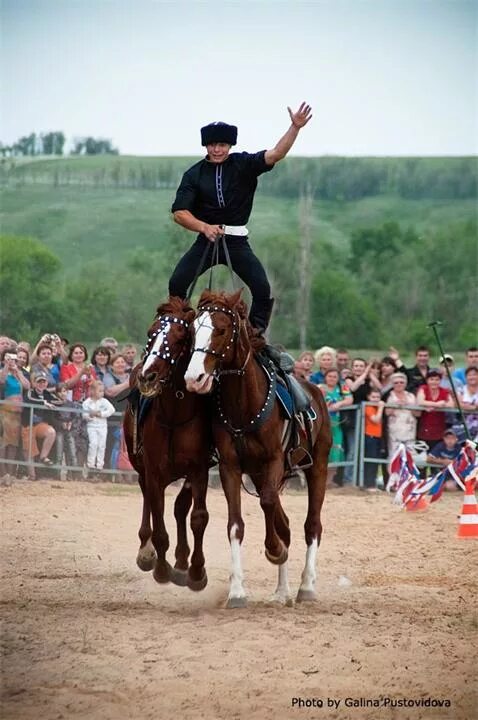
215, 361, 277, 437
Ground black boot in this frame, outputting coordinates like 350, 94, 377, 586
249, 297, 294, 374
249, 297, 275, 334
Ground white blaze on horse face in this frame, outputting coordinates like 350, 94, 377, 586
184, 313, 214, 383
142, 323, 170, 375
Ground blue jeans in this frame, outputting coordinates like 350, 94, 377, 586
364, 435, 381, 488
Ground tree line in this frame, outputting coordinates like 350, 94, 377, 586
1, 154, 475, 201
0, 132, 118, 157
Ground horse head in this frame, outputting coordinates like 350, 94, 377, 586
137, 296, 196, 397
184, 288, 250, 394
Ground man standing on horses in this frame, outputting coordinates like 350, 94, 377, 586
169, 102, 312, 336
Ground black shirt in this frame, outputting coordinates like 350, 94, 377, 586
404, 364, 429, 394
171, 151, 273, 226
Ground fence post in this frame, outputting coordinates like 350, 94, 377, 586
358, 402, 365, 489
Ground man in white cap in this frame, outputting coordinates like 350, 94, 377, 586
169, 102, 312, 335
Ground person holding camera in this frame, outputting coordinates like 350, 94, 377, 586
31, 333, 66, 367
0, 349, 30, 480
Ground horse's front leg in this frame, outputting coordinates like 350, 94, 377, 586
297, 441, 328, 602
259, 459, 289, 566
220, 462, 247, 608
136, 473, 156, 572
168, 481, 193, 586
187, 466, 209, 592
271, 501, 293, 606
147, 471, 172, 584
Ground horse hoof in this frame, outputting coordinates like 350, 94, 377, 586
136, 541, 156, 572
270, 593, 294, 607
153, 560, 172, 584
136, 555, 155, 572
226, 596, 247, 609
169, 566, 189, 587
187, 569, 208, 592
296, 589, 317, 603
265, 544, 288, 565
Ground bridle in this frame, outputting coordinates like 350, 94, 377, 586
193, 304, 251, 378
193, 303, 275, 436
142, 314, 190, 389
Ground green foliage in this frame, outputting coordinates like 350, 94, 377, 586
308, 270, 381, 348
0, 235, 64, 338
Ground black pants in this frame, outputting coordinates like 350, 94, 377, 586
169, 236, 272, 330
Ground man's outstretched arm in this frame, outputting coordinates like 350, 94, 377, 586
264, 102, 312, 166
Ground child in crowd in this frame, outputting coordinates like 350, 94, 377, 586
293, 351, 315, 382
21, 372, 57, 478
426, 429, 461, 491
363, 388, 385, 491
52, 383, 78, 478
82, 381, 115, 474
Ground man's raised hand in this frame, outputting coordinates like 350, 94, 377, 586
288, 102, 313, 129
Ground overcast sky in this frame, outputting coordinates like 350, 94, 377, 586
2, 0, 477, 156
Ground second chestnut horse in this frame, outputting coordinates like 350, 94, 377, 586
124, 296, 212, 591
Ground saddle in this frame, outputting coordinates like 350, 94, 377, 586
258, 347, 315, 474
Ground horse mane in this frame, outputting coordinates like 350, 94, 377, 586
198, 289, 266, 353
156, 295, 195, 318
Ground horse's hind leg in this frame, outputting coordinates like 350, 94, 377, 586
187, 468, 209, 592
297, 441, 328, 602
136, 474, 156, 572
168, 481, 193, 587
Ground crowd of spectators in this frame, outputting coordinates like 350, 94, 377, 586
1, 331, 477, 490
0, 333, 136, 481
292, 344, 478, 491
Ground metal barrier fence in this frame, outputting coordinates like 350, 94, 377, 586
0, 398, 475, 485
0, 399, 134, 481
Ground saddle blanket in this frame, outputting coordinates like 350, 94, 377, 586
275, 383, 317, 422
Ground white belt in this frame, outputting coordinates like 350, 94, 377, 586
222, 225, 249, 237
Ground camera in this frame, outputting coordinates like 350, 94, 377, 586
5, 353, 17, 362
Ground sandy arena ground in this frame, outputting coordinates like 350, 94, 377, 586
1, 478, 477, 720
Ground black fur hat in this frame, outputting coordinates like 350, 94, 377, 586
200, 122, 237, 146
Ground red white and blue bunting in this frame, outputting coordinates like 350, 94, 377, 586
387, 441, 477, 507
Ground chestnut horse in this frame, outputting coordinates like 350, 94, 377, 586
184, 289, 332, 607
123, 297, 212, 591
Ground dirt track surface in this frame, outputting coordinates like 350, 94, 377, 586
1, 480, 477, 720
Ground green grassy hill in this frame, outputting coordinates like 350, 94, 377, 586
1, 184, 475, 274
1, 155, 476, 349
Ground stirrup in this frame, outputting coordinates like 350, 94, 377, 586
287, 447, 313, 473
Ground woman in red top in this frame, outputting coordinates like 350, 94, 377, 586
60, 344, 97, 469
60, 344, 97, 402
416, 370, 453, 451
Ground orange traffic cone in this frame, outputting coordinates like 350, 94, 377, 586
457, 479, 478, 539
405, 494, 429, 512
